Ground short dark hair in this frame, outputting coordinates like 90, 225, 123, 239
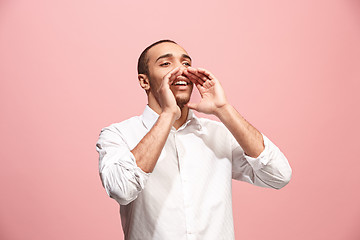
137, 39, 177, 76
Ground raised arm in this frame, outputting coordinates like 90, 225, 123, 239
131, 66, 183, 173
96, 67, 183, 205
184, 67, 291, 188
184, 67, 264, 157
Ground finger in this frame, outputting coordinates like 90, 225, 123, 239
164, 67, 180, 83
184, 69, 205, 85
197, 68, 217, 81
165, 67, 182, 85
169, 70, 183, 84
208, 79, 215, 86
203, 80, 212, 89
184, 69, 203, 84
194, 82, 205, 97
187, 67, 210, 83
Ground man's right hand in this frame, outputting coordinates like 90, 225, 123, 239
157, 67, 183, 121
131, 67, 184, 173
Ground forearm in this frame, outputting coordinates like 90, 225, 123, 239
131, 112, 176, 173
215, 104, 264, 158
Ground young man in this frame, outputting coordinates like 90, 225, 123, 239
96, 40, 292, 240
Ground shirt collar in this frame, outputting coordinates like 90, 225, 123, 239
141, 105, 201, 130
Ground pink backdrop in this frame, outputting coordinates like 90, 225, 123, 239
1, 0, 359, 239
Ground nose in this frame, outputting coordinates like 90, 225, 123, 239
172, 59, 189, 75
170, 66, 186, 77
175, 64, 187, 74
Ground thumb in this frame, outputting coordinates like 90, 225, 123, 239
186, 102, 198, 110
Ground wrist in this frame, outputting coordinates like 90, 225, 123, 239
214, 103, 233, 119
160, 109, 179, 123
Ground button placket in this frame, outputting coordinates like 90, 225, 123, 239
174, 132, 194, 237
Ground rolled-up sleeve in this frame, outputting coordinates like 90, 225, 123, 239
96, 127, 150, 205
231, 133, 292, 189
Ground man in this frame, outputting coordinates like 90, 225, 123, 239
96, 39, 292, 240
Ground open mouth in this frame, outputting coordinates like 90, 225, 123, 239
174, 80, 188, 86
172, 75, 190, 86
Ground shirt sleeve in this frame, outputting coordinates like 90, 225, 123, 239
96, 126, 150, 205
231, 133, 292, 189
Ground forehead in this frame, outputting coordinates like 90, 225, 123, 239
147, 42, 188, 62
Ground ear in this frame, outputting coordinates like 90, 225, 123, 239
138, 74, 150, 91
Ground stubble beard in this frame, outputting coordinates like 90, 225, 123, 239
174, 84, 193, 109
175, 95, 190, 109
175, 83, 194, 109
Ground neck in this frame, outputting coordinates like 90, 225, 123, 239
174, 106, 189, 129
148, 96, 189, 130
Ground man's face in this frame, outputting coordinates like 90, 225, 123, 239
146, 42, 194, 108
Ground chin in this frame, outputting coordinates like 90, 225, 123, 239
176, 96, 190, 109
173, 86, 193, 108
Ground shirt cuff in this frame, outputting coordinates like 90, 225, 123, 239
243, 133, 271, 171
128, 151, 151, 189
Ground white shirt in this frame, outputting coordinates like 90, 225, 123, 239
96, 105, 292, 240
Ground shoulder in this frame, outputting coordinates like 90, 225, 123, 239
98, 115, 142, 139
103, 116, 142, 131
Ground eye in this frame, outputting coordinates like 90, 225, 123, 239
160, 62, 170, 67
183, 62, 191, 67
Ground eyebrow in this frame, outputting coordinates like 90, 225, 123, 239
155, 53, 192, 63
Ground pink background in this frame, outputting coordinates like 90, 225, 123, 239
1, 0, 359, 239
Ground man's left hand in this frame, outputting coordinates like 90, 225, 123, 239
184, 67, 229, 116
